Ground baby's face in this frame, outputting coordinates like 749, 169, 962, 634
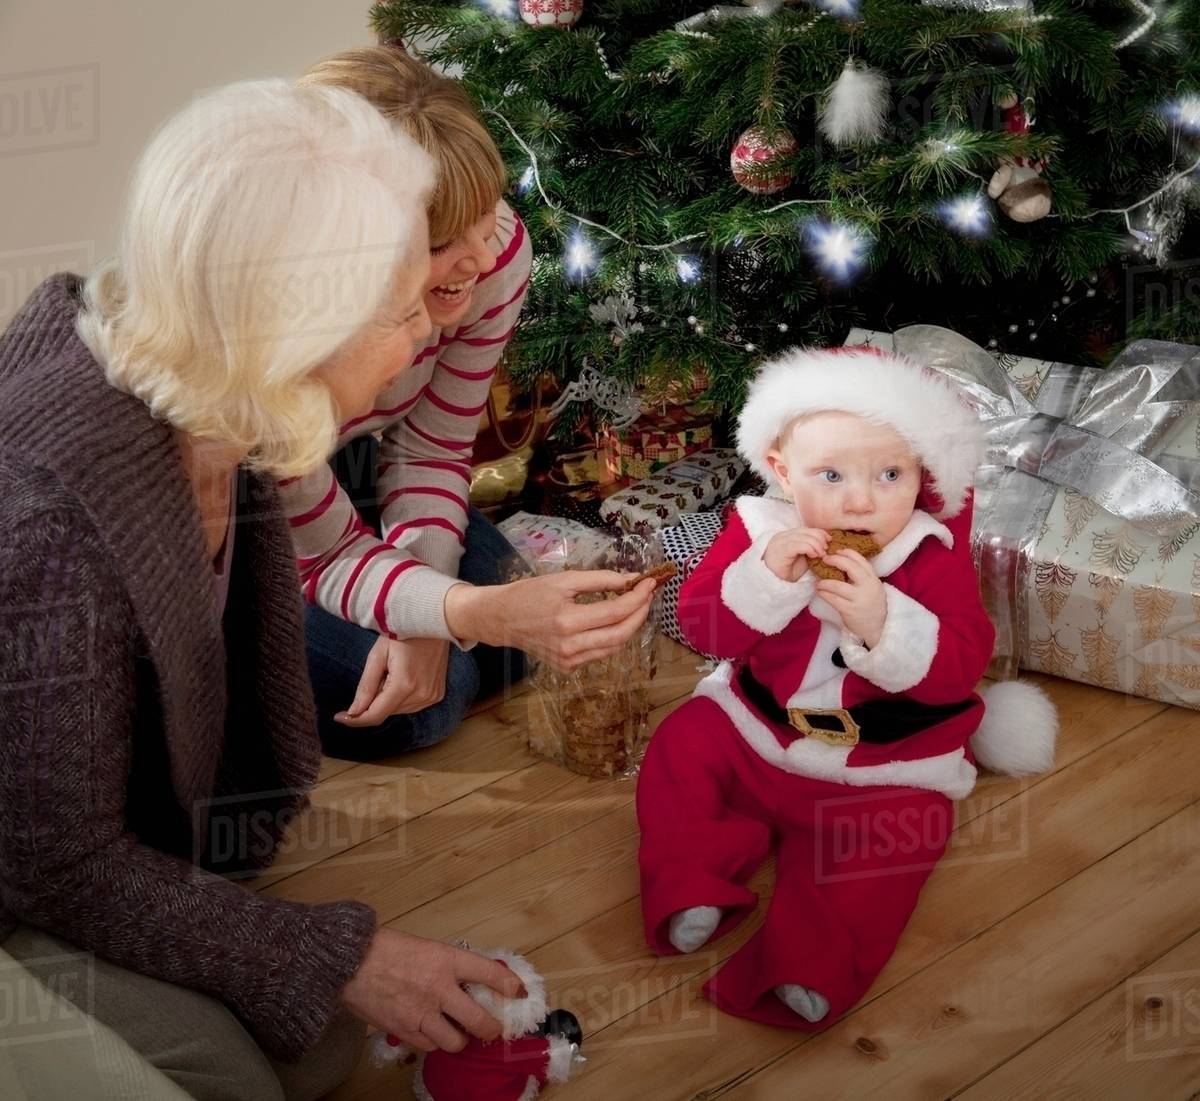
767, 411, 921, 548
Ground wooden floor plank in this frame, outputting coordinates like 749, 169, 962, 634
255, 720, 533, 889
265, 762, 621, 913
954, 929, 1200, 1101
264, 644, 704, 896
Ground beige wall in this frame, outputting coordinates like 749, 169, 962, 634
0, 0, 374, 328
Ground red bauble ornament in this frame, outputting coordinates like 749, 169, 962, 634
730, 125, 799, 194
519, 0, 585, 27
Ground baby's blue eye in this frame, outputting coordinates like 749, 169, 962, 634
882, 468, 900, 482
820, 470, 841, 484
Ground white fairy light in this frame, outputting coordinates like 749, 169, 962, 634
805, 219, 870, 284
923, 137, 964, 164
675, 255, 702, 284
816, 0, 860, 19
937, 193, 991, 237
478, 0, 516, 17
517, 166, 536, 195
1164, 94, 1200, 136
564, 230, 598, 280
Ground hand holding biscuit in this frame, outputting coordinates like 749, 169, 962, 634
762, 527, 831, 582
814, 548, 887, 647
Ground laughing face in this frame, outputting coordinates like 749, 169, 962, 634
424, 207, 498, 328
766, 411, 922, 548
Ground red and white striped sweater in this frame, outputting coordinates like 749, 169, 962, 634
278, 199, 531, 642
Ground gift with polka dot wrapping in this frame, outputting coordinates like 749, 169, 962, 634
656, 511, 727, 657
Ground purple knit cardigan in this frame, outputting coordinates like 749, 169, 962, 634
0, 275, 376, 1061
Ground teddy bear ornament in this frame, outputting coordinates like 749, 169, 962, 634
987, 91, 1052, 223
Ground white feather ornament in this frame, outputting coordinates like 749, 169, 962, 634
818, 60, 890, 147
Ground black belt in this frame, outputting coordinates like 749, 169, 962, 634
736, 664, 973, 747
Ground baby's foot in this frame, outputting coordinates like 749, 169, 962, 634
775, 983, 830, 1023
667, 905, 721, 953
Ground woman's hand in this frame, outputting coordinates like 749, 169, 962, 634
444, 571, 658, 673
814, 548, 887, 647
335, 637, 450, 727
340, 929, 526, 1053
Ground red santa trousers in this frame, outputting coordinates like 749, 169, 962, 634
637, 694, 953, 1030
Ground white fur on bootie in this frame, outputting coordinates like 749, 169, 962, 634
775, 983, 830, 1023
668, 906, 722, 953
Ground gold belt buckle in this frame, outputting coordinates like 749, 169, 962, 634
786, 707, 860, 747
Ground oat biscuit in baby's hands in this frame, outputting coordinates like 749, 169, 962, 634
808, 529, 881, 582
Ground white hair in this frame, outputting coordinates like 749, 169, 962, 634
77, 78, 434, 478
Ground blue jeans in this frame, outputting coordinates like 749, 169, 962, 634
304, 437, 527, 760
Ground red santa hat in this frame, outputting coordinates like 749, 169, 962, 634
735, 345, 985, 521
736, 344, 1058, 778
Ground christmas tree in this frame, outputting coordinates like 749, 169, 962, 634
373, 0, 1200, 427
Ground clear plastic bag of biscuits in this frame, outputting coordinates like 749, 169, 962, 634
503, 532, 663, 779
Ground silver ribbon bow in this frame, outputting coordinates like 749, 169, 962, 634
879, 325, 1200, 679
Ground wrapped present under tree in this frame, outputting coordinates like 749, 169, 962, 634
601, 449, 746, 536
848, 325, 1200, 709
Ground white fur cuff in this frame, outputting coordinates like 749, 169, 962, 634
464, 949, 547, 1040
546, 1035, 577, 1084
839, 584, 938, 693
720, 535, 817, 635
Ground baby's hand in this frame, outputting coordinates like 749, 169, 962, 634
762, 527, 830, 582
814, 549, 887, 647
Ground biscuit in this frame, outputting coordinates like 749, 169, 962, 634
808, 529, 882, 583
621, 561, 679, 593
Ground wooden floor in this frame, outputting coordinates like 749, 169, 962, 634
259, 639, 1200, 1101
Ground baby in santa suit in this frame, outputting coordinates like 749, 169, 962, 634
636, 345, 1057, 1029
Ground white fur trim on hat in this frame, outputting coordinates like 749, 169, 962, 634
736, 347, 984, 519
972, 680, 1058, 775
464, 949, 547, 1040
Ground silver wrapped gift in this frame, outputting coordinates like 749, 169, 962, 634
846, 326, 1200, 707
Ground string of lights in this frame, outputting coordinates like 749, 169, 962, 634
495, 97, 1198, 290
477, 0, 1196, 302
1115, 0, 1157, 48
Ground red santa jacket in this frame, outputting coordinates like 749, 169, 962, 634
675, 494, 996, 799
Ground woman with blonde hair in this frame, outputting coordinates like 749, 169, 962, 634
290, 46, 624, 760
0, 77, 652, 1101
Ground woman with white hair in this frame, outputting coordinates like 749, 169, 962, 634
0, 79, 653, 1101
